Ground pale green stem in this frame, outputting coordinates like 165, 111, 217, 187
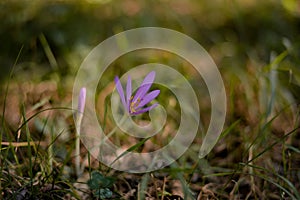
75, 112, 83, 177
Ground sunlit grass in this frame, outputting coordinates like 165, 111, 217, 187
2, 46, 299, 199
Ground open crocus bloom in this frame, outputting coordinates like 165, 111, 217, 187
114, 71, 160, 115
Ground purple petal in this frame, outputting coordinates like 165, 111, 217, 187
126, 75, 132, 111
136, 90, 160, 109
114, 76, 127, 110
133, 71, 156, 102
132, 103, 158, 115
78, 87, 86, 114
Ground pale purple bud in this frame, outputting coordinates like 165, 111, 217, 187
78, 87, 86, 114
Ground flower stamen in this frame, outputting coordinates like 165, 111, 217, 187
130, 97, 141, 113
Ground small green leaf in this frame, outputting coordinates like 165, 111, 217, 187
94, 188, 113, 199
87, 171, 115, 190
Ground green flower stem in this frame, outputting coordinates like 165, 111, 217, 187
75, 111, 83, 177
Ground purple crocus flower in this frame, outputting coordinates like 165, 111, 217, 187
114, 71, 160, 115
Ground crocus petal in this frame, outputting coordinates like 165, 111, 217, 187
126, 75, 132, 111
78, 87, 86, 114
114, 76, 127, 110
132, 103, 158, 115
133, 71, 155, 102
136, 90, 160, 109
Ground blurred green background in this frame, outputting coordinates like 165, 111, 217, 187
1, 0, 299, 84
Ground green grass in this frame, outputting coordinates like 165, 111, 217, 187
1, 0, 300, 199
